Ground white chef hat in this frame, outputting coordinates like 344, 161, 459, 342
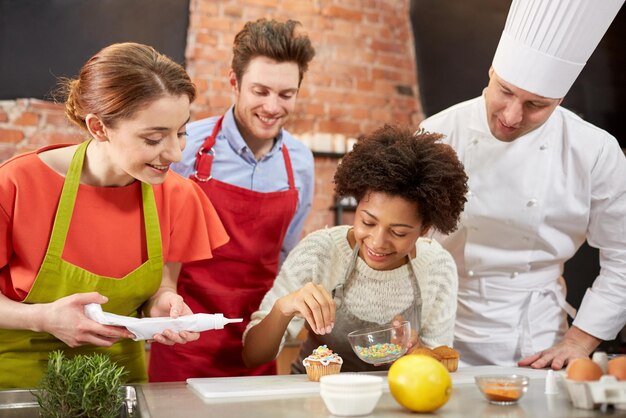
492, 0, 624, 98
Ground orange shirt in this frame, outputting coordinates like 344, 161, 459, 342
0, 146, 229, 301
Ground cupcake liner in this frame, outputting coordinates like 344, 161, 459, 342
441, 358, 459, 372
305, 362, 342, 382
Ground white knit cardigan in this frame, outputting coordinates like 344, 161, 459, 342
244, 225, 458, 352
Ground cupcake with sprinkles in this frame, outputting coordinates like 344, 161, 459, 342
303, 345, 343, 381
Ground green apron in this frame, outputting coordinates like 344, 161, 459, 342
0, 141, 163, 388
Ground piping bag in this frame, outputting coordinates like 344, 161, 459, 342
84, 303, 243, 341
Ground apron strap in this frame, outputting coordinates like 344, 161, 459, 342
407, 257, 423, 334
193, 114, 296, 190
45, 141, 89, 258
193, 116, 223, 182
331, 243, 360, 309
45, 140, 162, 265
141, 181, 162, 263
281, 144, 296, 190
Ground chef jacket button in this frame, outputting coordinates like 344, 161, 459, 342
468, 270, 475, 277
511, 272, 519, 279
523, 236, 530, 241
472, 139, 478, 145
527, 199, 538, 207
540, 145, 547, 150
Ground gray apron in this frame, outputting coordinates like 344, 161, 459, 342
292, 244, 422, 373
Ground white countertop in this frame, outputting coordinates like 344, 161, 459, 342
134, 366, 624, 417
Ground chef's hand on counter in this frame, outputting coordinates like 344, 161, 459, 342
141, 261, 200, 346
276, 282, 336, 335
517, 326, 602, 370
38, 292, 135, 348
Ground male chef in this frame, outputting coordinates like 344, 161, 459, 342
421, 0, 626, 369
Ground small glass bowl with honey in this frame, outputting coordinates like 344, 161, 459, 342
475, 374, 530, 405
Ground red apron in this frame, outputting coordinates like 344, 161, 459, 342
149, 116, 298, 381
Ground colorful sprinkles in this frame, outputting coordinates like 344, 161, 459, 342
355, 343, 404, 360
303, 345, 343, 367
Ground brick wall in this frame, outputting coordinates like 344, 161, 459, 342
0, 99, 84, 162
0, 0, 422, 235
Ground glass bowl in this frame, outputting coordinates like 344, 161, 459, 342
347, 321, 411, 366
475, 374, 530, 405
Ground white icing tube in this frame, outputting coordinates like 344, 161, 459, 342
84, 303, 243, 341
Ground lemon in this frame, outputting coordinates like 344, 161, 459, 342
388, 354, 452, 412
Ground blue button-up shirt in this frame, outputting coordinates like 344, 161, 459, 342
172, 106, 315, 264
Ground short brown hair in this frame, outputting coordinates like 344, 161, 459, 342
231, 18, 315, 86
59, 42, 196, 131
334, 124, 468, 234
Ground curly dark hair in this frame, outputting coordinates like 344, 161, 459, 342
334, 124, 468, 234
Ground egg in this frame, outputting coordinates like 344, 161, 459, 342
607, 356, 626, 381
566, 358, 603, 381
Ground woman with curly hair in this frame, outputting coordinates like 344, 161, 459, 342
242, 124, 468, 372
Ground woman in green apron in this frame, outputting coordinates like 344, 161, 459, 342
242, 125, 468, 371
0, 43, 229, 388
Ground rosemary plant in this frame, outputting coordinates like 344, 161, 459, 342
35, 350, 128, 418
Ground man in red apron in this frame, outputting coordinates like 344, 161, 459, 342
149, 18, 316, 380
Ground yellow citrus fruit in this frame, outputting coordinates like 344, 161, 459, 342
388, 354, 452, 412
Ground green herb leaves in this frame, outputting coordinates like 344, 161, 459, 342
35, 351, 128, 418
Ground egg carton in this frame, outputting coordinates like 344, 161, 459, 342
563, 375, 626, 410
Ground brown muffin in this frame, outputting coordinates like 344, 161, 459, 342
432, 346, 460, 372
410, 347, 442, 361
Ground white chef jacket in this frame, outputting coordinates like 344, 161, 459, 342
420, 94, 626, 366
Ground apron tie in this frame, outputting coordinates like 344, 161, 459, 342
520, 283, 577, 357
479, 277, 487, 299
480, 277, 577, 357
